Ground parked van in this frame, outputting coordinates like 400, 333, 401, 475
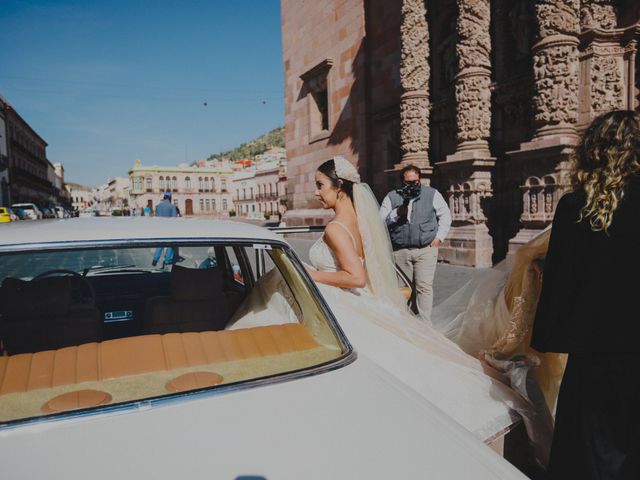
11, 203, 43, 220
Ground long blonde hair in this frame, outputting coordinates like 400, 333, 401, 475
570, 110, 640, 232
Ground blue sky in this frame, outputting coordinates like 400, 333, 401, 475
0, 0, 284, 187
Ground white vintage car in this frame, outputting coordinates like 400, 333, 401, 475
0, 218, 527, 479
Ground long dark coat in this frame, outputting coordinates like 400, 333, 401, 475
531, 175, 640, 480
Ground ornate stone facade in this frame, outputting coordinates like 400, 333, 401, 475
281, 0, 640, 265
399, 0, 431, 173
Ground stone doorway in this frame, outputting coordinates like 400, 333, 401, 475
185, 198, 193, 215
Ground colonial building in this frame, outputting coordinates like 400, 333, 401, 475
256, 161, 288, 219
66, 182, 94, 211
281, 0, 640, 266
128, 160, 234, 216
232, 169, 258, 218
1, 96, 58, 207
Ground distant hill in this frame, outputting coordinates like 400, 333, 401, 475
204, 126, 284, 163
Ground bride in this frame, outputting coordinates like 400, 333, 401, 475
302, 157, 548, 459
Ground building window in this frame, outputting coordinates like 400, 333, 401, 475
223, 199, 228, 211
185, 177, 191, 189
172, 176, 177, 190
300, 58, 333, 142
205, 199, 211, 211
199, 199, 204, 211
145, 177, 152, 191
221, 179, 227, 191
212, 199, 216, 210
250, 187, 254, 199
199, 177, 204, 190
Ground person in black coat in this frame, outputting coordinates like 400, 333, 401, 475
532, 110, 640, 479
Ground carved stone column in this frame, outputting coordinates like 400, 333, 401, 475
531, 0, 581, 140
439, 0, 495, 268
507, 0, 581, 257
397, 0, 432, 180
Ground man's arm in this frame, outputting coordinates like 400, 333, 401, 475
433, 191, 451, 243
380, 194, 404, 225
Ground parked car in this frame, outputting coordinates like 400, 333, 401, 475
10, 203, 43, 220
0, 207, 11, 223
53, 205, 70, 219
0, 218, 526, 479
41, 207, 57, 219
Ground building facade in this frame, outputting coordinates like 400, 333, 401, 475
1, 97, 58, 207
128, 160, 234, 216
232, 170, 257, 218
281, 0, 640, 266
66, 182, 94, 211
0, 97, 8, 206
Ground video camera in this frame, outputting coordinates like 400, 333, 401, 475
396, 182, 421, 202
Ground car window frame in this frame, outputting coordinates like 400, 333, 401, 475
0, 236, 356, 431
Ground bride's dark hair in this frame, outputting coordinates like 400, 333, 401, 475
317, 159, 354, 200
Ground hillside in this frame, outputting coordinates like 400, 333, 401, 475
205, 126, 284, 162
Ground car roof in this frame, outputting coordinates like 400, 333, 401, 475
0, 217, 285, 250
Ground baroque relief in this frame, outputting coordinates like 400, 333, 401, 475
456, 0, 491, 71
580, 0, 618, 30
535, 0, 580, 38
455, 72, 492, 144
399, 0, 430, 162
400, 0, 429, 92
400, 95, 429, 155
532, 40, 580, 129
590, 55, 624, 114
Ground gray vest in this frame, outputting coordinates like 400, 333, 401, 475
387, 186, 438, 249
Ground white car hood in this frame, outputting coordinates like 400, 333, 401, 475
0, 356, 526, 480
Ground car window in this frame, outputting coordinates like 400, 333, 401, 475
0, 241, 346, 426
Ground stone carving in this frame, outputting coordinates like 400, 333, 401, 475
590, 55, 624, 114
535, 0, 580, 39
400, 94, 429, 155
400, 0, 430, 165
581, 1, 618, 30
453, 0, 492, 150
400, 0, 429, 92
520, 175, 564, 224
456, 0, 491, 71
455, 71, 492, 145
532, 37, 580, 133
447, 178, 492, 224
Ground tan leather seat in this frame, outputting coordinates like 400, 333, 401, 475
143, 265, 230, 334
0, 277, 102, 355
0, 324, 320, 395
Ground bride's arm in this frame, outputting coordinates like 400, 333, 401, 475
307, 223, 367, 289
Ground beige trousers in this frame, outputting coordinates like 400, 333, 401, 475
394, 245, 439, 323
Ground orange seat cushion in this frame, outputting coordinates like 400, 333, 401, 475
0, 324, 319, 396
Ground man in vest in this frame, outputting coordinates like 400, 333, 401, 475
379, 165, 451, 322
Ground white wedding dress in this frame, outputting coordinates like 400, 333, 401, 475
306, 222, 534, 442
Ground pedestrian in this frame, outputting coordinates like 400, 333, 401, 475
379, 164, 451, 322
152, 192, 180, 268
532, 110, 640, 479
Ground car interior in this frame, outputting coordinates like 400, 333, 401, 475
0, 242, 345, 424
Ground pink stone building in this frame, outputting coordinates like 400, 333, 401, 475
281, 0, 640, 266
